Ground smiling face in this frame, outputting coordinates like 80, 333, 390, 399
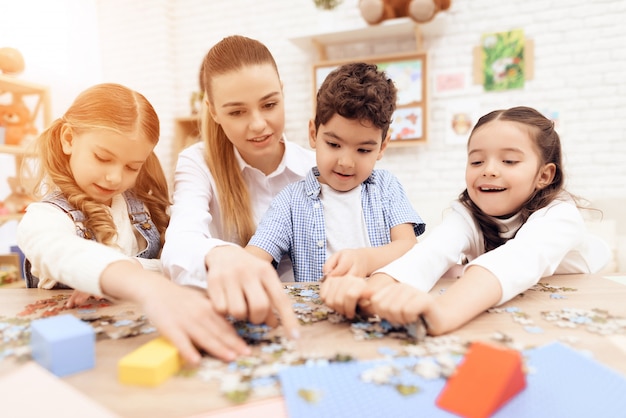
207, 63, 285, 173
465, 120, 555, 217
309, 114, 387, 192
61, 126, 154, 205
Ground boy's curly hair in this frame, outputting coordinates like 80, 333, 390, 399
314, 62, 397, 140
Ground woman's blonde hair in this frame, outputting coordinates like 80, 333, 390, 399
200, 35, 280, 245
32, 83, 170, 248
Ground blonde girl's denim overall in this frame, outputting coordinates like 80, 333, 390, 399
24, 191, 160, 288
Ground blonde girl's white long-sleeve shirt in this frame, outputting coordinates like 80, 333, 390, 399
17, 194, 162, 296
376, 196, 611, 305
161, 139, 316, 288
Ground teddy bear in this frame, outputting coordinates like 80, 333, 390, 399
0, 93, 38, 146
359, 0, 451, 25
1, 176, 35, 215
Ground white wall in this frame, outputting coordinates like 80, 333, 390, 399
93, 0, 626, 211
0, 0, 102, 194
2, 0, 626, 249
0, 0, 103, 115
0, 0, 102, 249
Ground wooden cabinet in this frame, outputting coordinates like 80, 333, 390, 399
0, 144, 36, 226
0, 74, 52, 135
0, 74, 51, 225
173, 116, 201, 158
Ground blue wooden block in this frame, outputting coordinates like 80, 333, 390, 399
30, 314, 95, 377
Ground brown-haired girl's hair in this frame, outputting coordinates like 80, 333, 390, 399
32, 83, 170, 248
200, 35, 280, 245
459, 106, 566, 251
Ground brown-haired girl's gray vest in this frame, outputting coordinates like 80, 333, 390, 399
24, 190, 160, 288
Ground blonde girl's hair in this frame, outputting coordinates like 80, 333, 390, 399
459, 106, 566, 251
32, 83, 170, 248
199, 35, 280, 245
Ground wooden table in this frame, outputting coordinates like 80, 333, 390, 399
1, 274, 625, 418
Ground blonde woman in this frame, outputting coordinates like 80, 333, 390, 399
162, 35, 315, 339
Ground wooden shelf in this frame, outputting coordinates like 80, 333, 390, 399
0, 74, 49, 95
1, 76, 49, 221
0, 74, 52, 129
290, 17, 447, 61
0, 143, 37, 180
173, 116, 201, 158
0, 213, 23, 229
0, 144, 34, 155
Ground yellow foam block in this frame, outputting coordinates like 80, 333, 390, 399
118, 337, 181, 387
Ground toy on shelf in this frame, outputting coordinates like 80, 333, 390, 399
0, 47, 25, 75
0, 93, 38, 146
359, 0, 451, 25
0, 48, 49, 147
313, 0, 343, 9
1, 176, 36, 216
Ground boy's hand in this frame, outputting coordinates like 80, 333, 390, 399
323, 249, 367, 278
319, 274, 368, 319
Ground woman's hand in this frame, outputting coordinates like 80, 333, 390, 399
205, 245, 300, 340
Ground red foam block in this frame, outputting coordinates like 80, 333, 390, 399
436, 341, 526, 418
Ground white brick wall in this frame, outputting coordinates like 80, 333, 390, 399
93, 0, 626, 223
2, 0, 624, 237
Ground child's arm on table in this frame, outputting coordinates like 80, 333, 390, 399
99, 259, 251, 365
320, 223, 417, 316
364, 265, 502, 334
66, 257, 144, 307
319, 271, 396, 319
323, 223, 416, 278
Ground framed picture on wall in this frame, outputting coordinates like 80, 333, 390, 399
313, 51, 428, 144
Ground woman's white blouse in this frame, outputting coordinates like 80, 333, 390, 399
161, 139, 315, 288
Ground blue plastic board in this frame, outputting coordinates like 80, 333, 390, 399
279, 342, 626, 418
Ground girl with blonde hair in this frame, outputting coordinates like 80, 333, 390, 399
18, 83, 247, 364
